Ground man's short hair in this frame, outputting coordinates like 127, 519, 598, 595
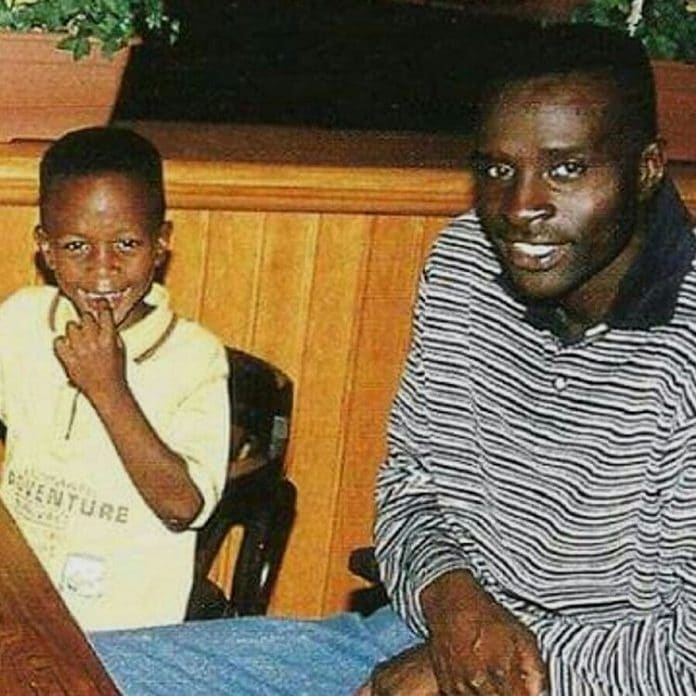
39, 127, 166, 224
477, 22, 657, 148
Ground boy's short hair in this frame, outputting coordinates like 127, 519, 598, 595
477, 22, 657, 149
39, 127, 166, 224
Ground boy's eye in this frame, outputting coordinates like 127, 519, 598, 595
115, 238, 141, 252
480, 162, 515, 181
62, 240, 88, 254
547, 160, 587, 182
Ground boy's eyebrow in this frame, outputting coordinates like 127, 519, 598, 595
46, 232, 84, 239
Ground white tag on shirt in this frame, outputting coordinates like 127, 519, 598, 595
61, 553, 105, 598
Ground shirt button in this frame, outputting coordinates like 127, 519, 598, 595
554, 376, 567, 391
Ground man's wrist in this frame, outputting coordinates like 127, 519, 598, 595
421, 569, 481, 622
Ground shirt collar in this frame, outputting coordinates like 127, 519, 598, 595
48, 282, 178, 363
518, 178, 696, 338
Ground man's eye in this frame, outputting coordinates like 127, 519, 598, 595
481, 162, 515, 181
548, 160, 587, 181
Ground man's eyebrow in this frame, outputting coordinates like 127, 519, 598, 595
467, 150, 497, 166
469, 147, 592, 164
539, 147, 588, 158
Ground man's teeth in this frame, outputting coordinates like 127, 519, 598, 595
513, 242, 558, 257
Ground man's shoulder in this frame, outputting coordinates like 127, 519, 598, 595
429, 211, 494, 261
436, 210, 485, 241
424, 210, 499, 282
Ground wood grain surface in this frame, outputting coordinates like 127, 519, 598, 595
0, 501, 118, 695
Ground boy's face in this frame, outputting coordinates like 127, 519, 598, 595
474, 73, 661, 312
36, 172, 170, 331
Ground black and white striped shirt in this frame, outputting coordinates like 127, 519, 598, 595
375, 181, 696, 694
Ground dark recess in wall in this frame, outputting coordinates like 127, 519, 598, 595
113, 0, 537, 132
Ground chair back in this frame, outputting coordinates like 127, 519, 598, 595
187, 347, 295, 618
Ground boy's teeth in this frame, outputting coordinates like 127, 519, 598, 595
513, 242, 557, 257
79, 289, 126, 305
85, 291, 120, 298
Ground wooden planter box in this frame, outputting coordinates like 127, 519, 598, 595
652, 60, 696, 163
0, 31, 131, 143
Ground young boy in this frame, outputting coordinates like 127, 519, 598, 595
0, 127, 229, 631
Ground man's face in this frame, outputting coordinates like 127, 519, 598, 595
474, 74, 646, 309
37, 172, 169, 330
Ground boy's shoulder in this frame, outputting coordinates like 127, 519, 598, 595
156, 314, 228, 378
171, 315, 226, 354
0, 286, 57, 325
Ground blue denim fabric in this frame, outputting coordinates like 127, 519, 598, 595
89, 607, 421, 695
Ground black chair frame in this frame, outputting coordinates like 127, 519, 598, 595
186, 347, 296, 619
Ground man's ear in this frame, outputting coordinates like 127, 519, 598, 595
34, 224, 55, 270
638, 140, 665, 201
154, 220, 172, 268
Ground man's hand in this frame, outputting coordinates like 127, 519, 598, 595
355, 643, 440, 696
53, 300, 126, 403
421, 570, 547, 695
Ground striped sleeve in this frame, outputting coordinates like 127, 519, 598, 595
375, 265, 474, 636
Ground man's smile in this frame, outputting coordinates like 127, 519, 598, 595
501, 241, 571, 272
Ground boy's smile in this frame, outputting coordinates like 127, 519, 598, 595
36, 172, 170, 331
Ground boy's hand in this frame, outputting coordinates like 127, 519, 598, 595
422, 571, 548, 695
54, 300, 126, 402
53, 299, 203, 527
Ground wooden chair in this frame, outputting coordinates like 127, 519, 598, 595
185, 347, 296, 620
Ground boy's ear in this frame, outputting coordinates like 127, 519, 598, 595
638, 140, 665, 201
154, 220, 172, 268
34, 224, 55, 270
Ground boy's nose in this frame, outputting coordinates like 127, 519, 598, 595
92, 245, 121, 276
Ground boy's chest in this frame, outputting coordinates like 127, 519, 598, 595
4, 336, 186, 451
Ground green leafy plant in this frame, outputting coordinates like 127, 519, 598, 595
0, 0, 178, 59
572, 0, 696, 62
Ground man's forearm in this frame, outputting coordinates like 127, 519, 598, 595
375, 500, 475, 635
421, 568, 483, 621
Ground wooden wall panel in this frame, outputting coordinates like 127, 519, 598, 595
272, 214, 372, 614
166, 209, 210, 321
0, 207, 41, 299
322, 215, 449, 612
250, 213, 319, 370
199, 211, 266, 348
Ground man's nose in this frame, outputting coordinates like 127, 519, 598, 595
503, 170, 555, 230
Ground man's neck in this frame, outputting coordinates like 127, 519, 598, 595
558, 219, 647, 339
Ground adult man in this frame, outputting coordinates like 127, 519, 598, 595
90, 22, 695, 696
373, 22, 695, 695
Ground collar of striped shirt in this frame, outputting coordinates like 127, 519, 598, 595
521, 177, 695, 338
